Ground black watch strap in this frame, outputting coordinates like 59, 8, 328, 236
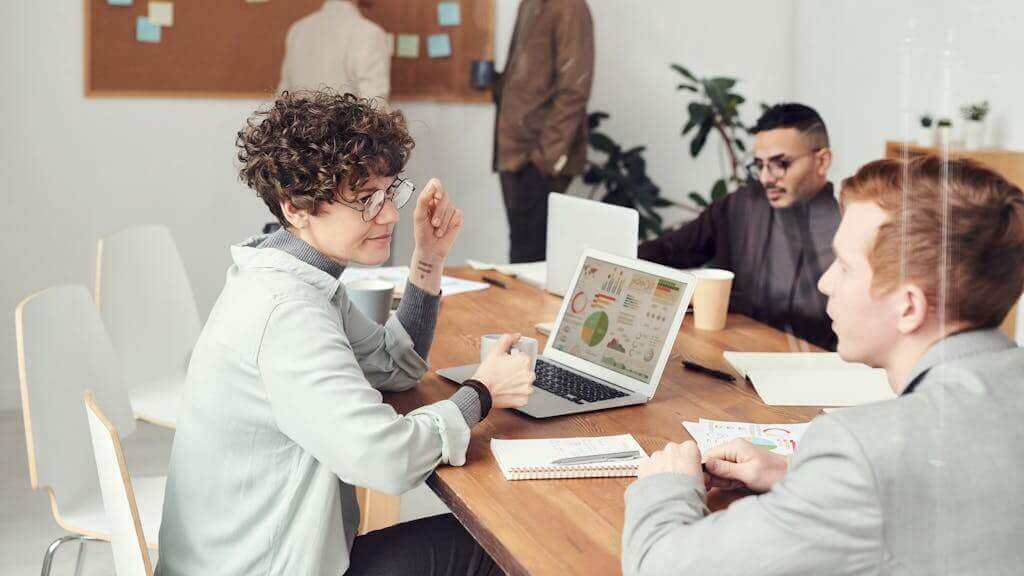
461, 379, 492, 420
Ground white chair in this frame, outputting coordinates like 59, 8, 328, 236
95, 225, 201, 429
16, 285, 165, 576
85, 391, 155, 576
1016, 293, 1024, 346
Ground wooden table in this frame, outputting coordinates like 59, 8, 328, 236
387, 268, 824, 576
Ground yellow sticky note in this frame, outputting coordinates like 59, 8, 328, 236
396, 34, 419, 58
148, 1, 173, 27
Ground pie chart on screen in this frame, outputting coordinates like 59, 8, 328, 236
581, 311, 609, 346
570, 291, 587, 314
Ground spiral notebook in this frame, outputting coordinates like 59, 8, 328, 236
491, 434, 647, 480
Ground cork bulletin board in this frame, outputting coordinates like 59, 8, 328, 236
84, 0, 494, 102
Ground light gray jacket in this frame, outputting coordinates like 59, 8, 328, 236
623, 329, 1024, 575
156, 243, 470, 576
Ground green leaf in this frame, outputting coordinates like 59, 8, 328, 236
682, 102, 711, 135
590, 133, 617, 154
708, 77, 737, 92
676, 84, 698, 92
688, 192, 709, 208
588, 111, 610, 130
690, 119, 712, 157
710, 178, 728, 200
733, 138, 746, 152
652, 197, 675, 208
670, 63, 698, 82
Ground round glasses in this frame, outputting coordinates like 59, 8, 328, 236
345, 177, 416, 222
745, 149, 821, 182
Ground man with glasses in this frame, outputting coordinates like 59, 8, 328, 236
639, 103, 839, 349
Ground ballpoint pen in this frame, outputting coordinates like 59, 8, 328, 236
681, 360, 736, 383
550, 450, 642, 466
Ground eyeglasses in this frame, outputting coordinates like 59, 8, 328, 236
746, 149, 821, 182
341, 177, 416, 222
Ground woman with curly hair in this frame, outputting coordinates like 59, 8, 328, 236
156, 91, 531, 575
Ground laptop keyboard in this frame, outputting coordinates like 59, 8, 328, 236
534, 360, 629, 404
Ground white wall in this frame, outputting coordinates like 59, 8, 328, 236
793, 0, 1024, 183
0, 1, 799, 410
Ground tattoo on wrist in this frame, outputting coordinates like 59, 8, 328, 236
416, 260, 433, 280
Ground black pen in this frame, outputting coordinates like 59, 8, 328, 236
482, 276, 507, 289
682, 360, 736, 383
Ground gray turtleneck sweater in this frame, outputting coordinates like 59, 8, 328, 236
257, 228, 482, 426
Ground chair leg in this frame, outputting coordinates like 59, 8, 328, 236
40, 535, 104, 576
73, 540, 87, 576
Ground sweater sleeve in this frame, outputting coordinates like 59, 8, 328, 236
637, 192, 733, 269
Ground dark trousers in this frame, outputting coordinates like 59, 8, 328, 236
346, 513, 504, 576
499, 164, 573, 263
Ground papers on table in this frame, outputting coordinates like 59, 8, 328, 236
340, 266, 488, 298
683, 418, 811, 456
466, 259, 547, 288
723, 352, 896, 407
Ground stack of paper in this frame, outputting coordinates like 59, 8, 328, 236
340, 266, 489, 298
683, 418, 810, 456
723, 352, 896, 407
491, 434, 647, 480
466, 259, 547, 288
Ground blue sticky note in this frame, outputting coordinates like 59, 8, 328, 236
438, 2, 461, 26
136, 16, 161, 43
108, 0, 133, 5
427, 33, 452, 59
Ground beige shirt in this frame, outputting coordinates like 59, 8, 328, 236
278, 0, 390, 100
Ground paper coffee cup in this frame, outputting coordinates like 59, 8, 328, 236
346, 279, 395, 325
692, 269, 734, 331
481, 334, 538, 370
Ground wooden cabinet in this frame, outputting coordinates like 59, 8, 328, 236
884, 142, 1023, 342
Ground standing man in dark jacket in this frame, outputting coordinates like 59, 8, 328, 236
639, 103, 839, 350
494, 0, 594, 263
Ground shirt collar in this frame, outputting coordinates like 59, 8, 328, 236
901, 328, 1016, 395
231, 235, 343, 298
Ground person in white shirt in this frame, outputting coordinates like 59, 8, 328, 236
278, 0, 390, 100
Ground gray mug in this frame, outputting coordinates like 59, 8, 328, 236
347, 279, 394, 324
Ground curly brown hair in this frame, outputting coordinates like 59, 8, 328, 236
236, 90, 415, 227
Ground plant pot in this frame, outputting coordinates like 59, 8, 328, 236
916, 126, 935, 147
963, 120, 984, 150
937, 126, 953, 148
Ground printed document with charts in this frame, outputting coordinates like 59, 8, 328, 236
491, 434, 647, 480
723, 351, 896, 407
683, 419, 810, 456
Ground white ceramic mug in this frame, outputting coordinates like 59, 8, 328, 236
480, 334, 538, 370
346, 279, 395, 324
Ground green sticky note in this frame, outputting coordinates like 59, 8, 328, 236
427, 33, 451, 58
438, 2, 461, 26
148, 1, 174, 27
108, 0, 133, 6
136, 16, 161, 43
396, 34, 419, 58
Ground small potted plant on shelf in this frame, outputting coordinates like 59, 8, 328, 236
960, 101, 990, 150
917, 114, 935, 147
936, 117, 953, 147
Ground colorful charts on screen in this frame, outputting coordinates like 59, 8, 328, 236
581, 311, 609, 346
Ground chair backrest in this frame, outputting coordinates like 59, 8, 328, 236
85, 392, 154, 576
95, 225, 201, 390
1016, 294, 1024, 346
15, 285, 137, 520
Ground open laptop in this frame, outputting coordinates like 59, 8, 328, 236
545, 194, 639, 296
437, 249, 696, 418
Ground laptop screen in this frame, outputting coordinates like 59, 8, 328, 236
550, 256, 689, 385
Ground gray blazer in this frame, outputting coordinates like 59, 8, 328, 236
623, 329, 1024, 575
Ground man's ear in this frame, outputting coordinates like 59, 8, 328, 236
895, 283, 929, 335
280, 200, 309, 229
816, 148, 833, 178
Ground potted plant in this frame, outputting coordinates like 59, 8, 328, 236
670, 64, 755, 209
917, 114, 935, 147
936, 117, 953, 147
960, 101, 990, 150
583, 111, 682, 240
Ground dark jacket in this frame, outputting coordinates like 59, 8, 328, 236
494, 0, 594, 176
639, 183, 840, 350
